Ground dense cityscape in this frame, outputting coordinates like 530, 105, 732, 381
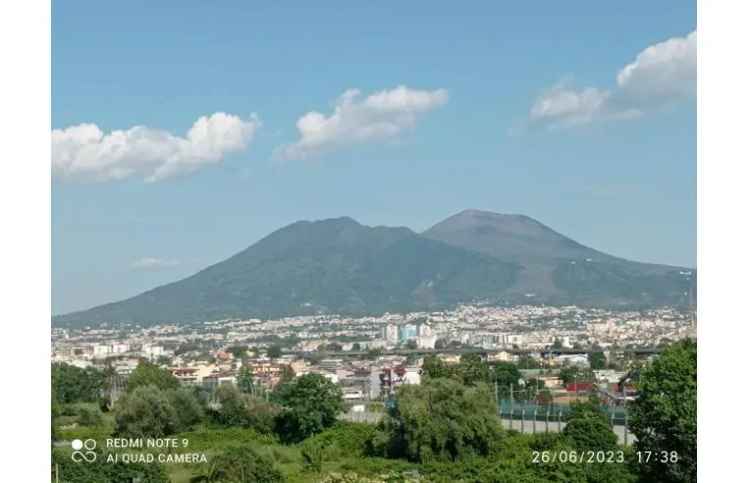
52, 304, 694, 400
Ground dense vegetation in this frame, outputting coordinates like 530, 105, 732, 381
52, 362, 105, 404
51, 340, 697, 482
629, 339, 697, 483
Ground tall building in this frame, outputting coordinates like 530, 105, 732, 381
399, 324, 417, 342
383, 324, 399, 345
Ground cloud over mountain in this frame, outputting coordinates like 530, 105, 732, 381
276, 86, 448, 160
130, 257, 181, 270
530, 31, 696, 127
52, 112, 260, 182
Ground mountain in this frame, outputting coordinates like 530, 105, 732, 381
423, 209, 695, 307
53, 217, 520, 327
53, 211, 695, 328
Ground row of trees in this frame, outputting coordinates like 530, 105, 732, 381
110, 361, 345, 444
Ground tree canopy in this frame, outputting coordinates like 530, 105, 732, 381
373, 378, 503, 463
629, 339, 697, 483
114, 385, 178, 438
52, 363, 105, 404
563, 396, 618, 451
190, 445, 283, 483
266, 345, 283, 359
588, 351, 607, 370
274, 373, 344, 443
126, 360, 179, 393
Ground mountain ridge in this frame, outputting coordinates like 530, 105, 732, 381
53, 211, 695, 327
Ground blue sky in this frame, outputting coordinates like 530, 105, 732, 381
52, 2, 696, 314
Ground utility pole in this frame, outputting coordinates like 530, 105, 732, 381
509, 384, 514, 430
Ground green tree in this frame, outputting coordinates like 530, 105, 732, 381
274, 373, 344, 442
227, 345, 248, 359
51, 363, 105, 404
458, 353, 491, 385
563, 396, 618, 451
127, 360, 179, 393
190, 446, 283, 483
237, 366, 255, 394
166, 387, 204, 432
212, 384, 280, 434
559, 366, 593, 385
421, 355, 455, 380
212, 384, 247, 426
490, 361, 522, 398
629, 339, 697, 483
266, 345, 283, 359
51, 396, 60, 443
517, 355, 541, 369
374, 378, 503, 462
76, 404, 104, 426
588, 351, 607, 370
114, 385, 178, 438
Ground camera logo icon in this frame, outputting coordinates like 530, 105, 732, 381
71, 439, 97, 463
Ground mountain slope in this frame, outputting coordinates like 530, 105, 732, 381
53, 217, 520, 327
422, 209, 695, 307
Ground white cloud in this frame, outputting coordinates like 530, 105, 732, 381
530, 85, 613, 126
130, 257, 180, 270
52, 112, 261, 182
276, 85, 448, 160
616, 30, 697, 104
530, 31, 696, 128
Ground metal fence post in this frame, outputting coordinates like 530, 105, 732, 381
509, 384, 514, 431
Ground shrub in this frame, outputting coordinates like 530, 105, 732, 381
563, 396, 618, 451
301, 440, 325, 473
274, 373, 344, 443
166, 387, 205, 432
114, 385, 178, 438
77, 405, 104, 427
52, 448, 169, 483
373, 378, 503, 463
190, 445, 283, 483
211, 384, 281, 434
127, 360, 179, 393
304, 422, 377, 459
52, 363, 105, 404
